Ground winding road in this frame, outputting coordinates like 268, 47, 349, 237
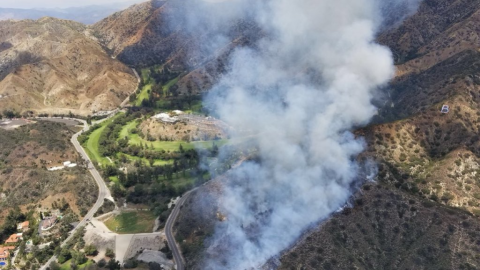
37, 116, 188, 270
37, 115, 192, 270
164, 190, 196, 270
39, 118, 114, 270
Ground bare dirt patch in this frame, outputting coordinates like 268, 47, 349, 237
140, 114, 228, 142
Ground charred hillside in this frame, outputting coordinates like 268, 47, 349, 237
171, 0, 480, 269
92, 0, 262, 95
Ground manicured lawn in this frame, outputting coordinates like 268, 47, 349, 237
85, 124, 108, 165
134, 83, 152, 106
83, 114, 123, 166
162, 76, 180, 96
60, 259, 93, 270
119, 119, 226, 152
127, 132, 226, 152
104, 211, 156, 234
118, 120, 139, 139
117, 153, 173, 167
60, 261, 71, 270
109, 176, 119, 183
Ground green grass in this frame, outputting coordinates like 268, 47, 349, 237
135, 83, 153, 106
60, 259, 93, 270
60, 261, 71, 270
162, 76, 180, 96
127, 132, 226, 152
104, 211, 156, 234
118, 153, 174, 166
109, 176, 119, 183
119, 118, 227, 152
83, 113, 123, 166
118, 120, 139, 139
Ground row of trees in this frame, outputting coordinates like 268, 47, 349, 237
0, 109, 21, 119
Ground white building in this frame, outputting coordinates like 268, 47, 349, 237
152, 113, 179, 124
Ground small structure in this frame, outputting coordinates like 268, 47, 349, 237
152, 113, 179, 124
172, 110, 184, 115
48, 161, 77, 171
17, 221, 29, 232
47, 166, 64, 171
5, 233, 22, 244
0, 246, 15, 262
41, 216, 57, 231
441, 105, 449, 113
63, 161, 77, 168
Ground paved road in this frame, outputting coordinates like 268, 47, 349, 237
120, 68, 141, 107
39, 118, 114, 270
164, 189, 196, 270
37, 115, 208, 270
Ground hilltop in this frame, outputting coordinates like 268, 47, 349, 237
0, 17, 137, 116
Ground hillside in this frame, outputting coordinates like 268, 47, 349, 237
278, 0, 480, 268
92, 0, 261, 94
0, 17, 137, 116
171, 0, 480, 269
0, 121, 97, 225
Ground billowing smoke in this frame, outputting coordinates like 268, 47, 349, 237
168, 0, 415, 268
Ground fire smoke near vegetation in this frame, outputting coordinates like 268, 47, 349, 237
170, 0, 418, 269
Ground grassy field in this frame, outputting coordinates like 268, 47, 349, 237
104, 211, 156, 234
118, 119, 138, 139
119, 119, 226, 152
109, 176, 119, 183
119, 153, 173, 166
162, 76, 180, 96
135, 83, 153, 106
83, 114, 123, 166
128, 132, 226, 152
60, 259, 93, 270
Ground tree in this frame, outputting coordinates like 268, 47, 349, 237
84, 245, 98, 256
105, 248, 115, 258
106, 259, 121, 270
3, 110, 15, 119
49, 262, 61, 270
111, 183, 125, 198
97, 259, 107, 268
57, 248, 71, 264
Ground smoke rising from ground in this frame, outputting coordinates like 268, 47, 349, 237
170, 0, 416, 268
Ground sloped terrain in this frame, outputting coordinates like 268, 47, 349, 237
0, 121, 97, 224
0, 17, 137, 116
172, 0, 480, 269
279, 184, 480, 270
92, 0, 261, 94
277, 0, 480, 268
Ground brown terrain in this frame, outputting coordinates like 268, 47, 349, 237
172, 0, 480, 269
0, 17, 137, 116
0, 121, 97, 224
139, 114, 228, 142
0, 0, 479, 269
278, 0, 480, 268
92, 0, 261, 94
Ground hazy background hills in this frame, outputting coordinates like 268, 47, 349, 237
0, 0, 144, 24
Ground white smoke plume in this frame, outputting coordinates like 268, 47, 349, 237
167, 0, 416, 268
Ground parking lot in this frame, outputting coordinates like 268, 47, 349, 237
0, 119, 31, 130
